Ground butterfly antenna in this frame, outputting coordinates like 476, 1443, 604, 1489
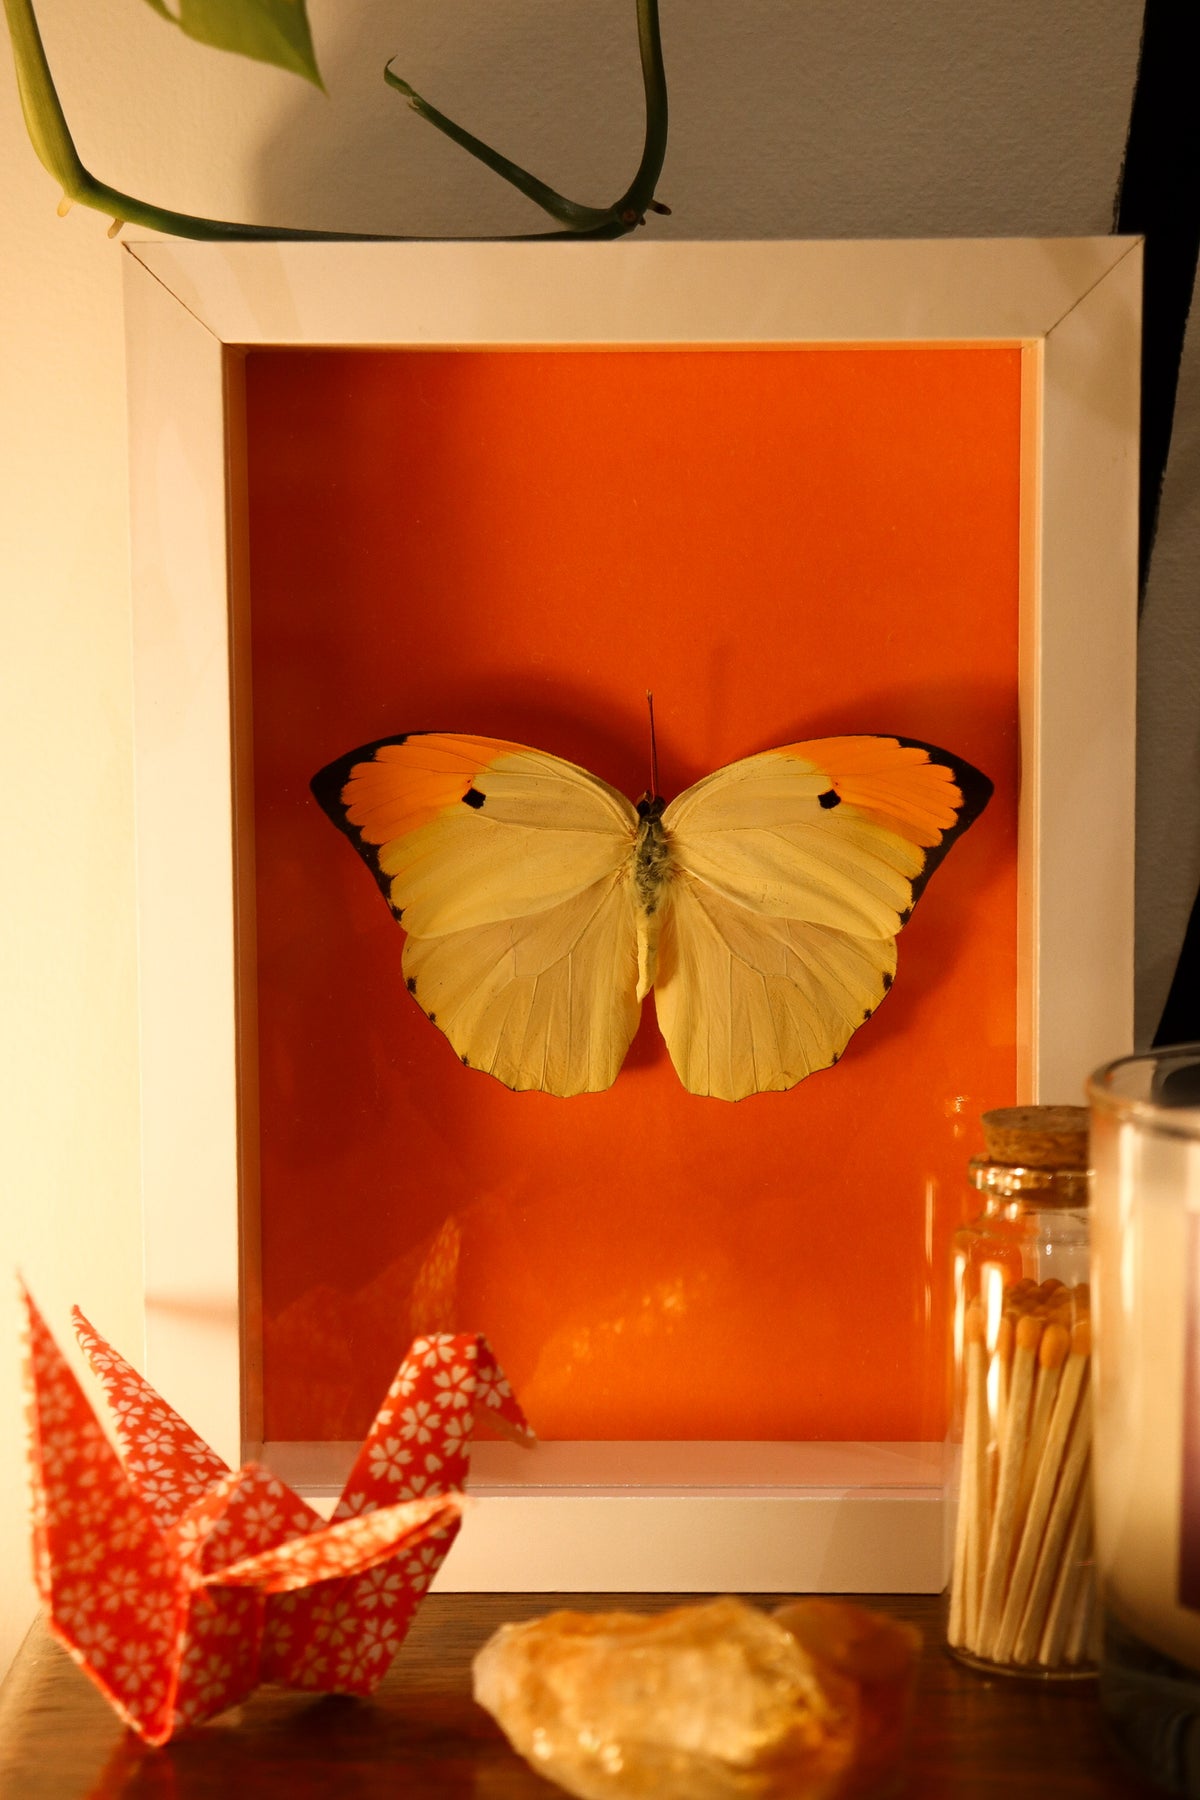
647, 690, 660, 798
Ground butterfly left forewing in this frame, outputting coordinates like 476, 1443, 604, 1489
313, 734, 638, 932
312, 733, 643, 1095
656, 736, 991, 1099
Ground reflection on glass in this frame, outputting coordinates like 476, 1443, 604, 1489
1091, 1047, 1200, 1794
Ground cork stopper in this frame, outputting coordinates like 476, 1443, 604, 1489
981, 1105, 1089, 1170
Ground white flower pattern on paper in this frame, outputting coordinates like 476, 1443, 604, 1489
358, 1563, 406, 1610
368, 1439, 413, 1482
25, 1296, 529, 1743
399, 1401, 434, 1443
114, 1640, 157, 1692
55, 1582, 96, 1630
433, 1365, 472, 1408
441, 1413, 473, 1451
98, 1564, 141, 1612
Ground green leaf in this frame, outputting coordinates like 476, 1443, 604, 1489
145, 0, 324, 88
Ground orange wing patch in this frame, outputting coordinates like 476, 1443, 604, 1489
342, 735, 530, 846
776, 736, 964, 845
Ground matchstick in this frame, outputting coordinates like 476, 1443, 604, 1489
976, 1312, 1043, 1649
990, 1318, 1091, 1665
992, 1312, 1014, 1448
950, 1300, 988, 1649
1036, 1466, 1093, 1667
1006, 1277, 1039, 1314
1011, 1387, 1093, 1664
1013, 1319, 1070, 1529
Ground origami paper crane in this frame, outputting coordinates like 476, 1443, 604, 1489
22, 1285, 532, 1745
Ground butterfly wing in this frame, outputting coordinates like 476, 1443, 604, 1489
312, 733, 642, 1095
655, 735, 992, 1099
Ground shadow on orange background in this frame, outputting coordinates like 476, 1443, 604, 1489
240, 344, 1020, 1444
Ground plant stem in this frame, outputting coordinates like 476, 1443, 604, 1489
386, 0, 668, 236
617, 0, 669, 223
3, 0, 395, 239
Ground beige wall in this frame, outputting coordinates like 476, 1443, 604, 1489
0, 0, 1164, 1675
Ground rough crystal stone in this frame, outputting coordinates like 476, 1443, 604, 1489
472, 1595, 919, 1800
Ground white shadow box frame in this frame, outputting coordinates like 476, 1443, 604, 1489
124, 237, 1139, 1592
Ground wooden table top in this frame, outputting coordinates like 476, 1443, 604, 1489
0, 1593, 1166, 1799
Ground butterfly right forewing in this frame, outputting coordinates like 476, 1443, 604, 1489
654, 735, 991, 1099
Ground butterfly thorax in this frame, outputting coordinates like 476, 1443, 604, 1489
633, 795, 671, 1000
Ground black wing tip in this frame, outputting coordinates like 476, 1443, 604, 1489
890, 734, 994, 828
885, 736, 994, 912
311, 733, 442, 908
310, 730, 455, 817
310, 730, 454, 855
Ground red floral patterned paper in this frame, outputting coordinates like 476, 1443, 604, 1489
22, 1285, 532, 1744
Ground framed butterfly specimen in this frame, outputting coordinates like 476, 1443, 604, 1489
124, 237, 1137, 1590
312, 729, 992, 1100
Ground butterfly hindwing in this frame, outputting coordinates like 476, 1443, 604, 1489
312, 733, 643, 1093
654, 876, 899, 1100
655, 736, 992, 1099
402, 874, 642, 1093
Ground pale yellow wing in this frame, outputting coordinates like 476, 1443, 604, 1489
655, 735, 991, 1099
653, 871, 898, 1100
312, 733, 642, 1095
403, 872, 641, 1094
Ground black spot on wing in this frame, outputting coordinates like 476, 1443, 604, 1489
406, 976, 417, 994
882, 970, 894, 992
818, 789, 841, 810
462, 786, 486, 810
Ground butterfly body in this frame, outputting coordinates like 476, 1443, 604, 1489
632, 795, 671, 996
312, 730, 992, 1101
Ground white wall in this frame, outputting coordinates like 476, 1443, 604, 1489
0, 0, 1169, 1676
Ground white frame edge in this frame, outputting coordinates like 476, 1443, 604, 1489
123, 237, 1139, 1589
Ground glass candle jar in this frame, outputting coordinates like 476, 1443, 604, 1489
945, 1105, 1096, 1676
1090, 1046, 1200, 1793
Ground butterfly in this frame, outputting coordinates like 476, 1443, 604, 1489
311, 730, 992, 1101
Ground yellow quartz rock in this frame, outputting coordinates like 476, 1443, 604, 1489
472, 1595, 919, 1800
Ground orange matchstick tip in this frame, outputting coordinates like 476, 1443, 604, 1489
1016, 1313, 1043, 1352
1039, 1321, 1070, 1368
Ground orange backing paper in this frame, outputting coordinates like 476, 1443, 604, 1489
241, 344, 1021, 1444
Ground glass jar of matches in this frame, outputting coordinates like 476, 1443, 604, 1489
945, 1105, 1096, 1677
